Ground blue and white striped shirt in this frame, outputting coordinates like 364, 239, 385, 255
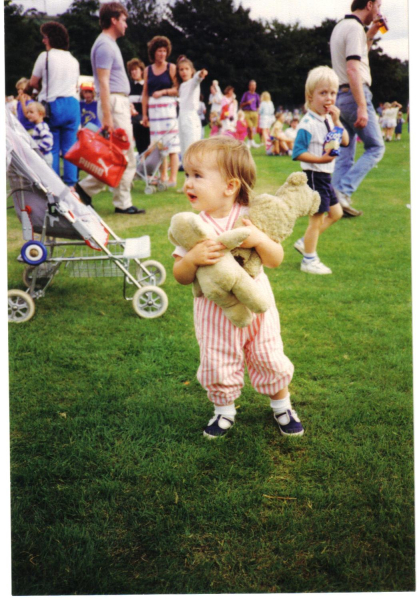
31, 122, 53, 156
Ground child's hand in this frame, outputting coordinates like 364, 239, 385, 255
189, 239, 226, 266
239, 219, 265, 248
200, 69, 208, 79
327, 104, 341, 125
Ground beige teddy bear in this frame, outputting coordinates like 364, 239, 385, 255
232, 172, 321, 278
168, 212, 271, 328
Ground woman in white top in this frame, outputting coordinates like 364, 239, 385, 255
176, 57, 208, 156
259, 91, 275, 145
209, 80, 222, 115
27, 22, 80, 187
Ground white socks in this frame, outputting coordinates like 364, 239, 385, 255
214, 404, 236, 420
270, 394, 292, 414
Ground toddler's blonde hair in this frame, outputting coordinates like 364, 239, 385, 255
183, 136, 256, 205
305, 66, 339, 110
261, 91, 271, 102
29, 102, 46, 117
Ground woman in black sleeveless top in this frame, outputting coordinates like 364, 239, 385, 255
142, 36, 180, 187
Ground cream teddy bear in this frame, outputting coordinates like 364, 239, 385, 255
168, 212, 271, 328
232, 172, 321, 278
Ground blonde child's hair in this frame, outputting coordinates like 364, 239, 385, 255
29, 102, 46, 118
16, 77, 28, 90
304, 66, 339, 110
237, 109, 246, 121
275, 112, 285, 121
260, 91, 271, 102
183, 136, 256, 205
383, 102, 391, 109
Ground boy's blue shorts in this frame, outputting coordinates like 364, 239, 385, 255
303, 170, 338, 214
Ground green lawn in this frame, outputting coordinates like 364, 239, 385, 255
7, 131, 414, 594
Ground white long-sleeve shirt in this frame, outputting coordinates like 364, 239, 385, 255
179, 72, 204, 113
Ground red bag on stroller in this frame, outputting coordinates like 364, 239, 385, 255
65, 128, 128, 187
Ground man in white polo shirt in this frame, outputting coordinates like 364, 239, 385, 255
76, 2, 145, 215
330, 0, 385, 217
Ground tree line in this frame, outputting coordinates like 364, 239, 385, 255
4, 0, 409, 109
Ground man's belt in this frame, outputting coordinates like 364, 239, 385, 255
338, 84, 370, 91
110, 92, 129, 97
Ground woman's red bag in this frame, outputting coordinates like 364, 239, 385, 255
65, 128, 128, 187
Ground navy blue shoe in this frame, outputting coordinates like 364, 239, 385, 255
274, 409, 304, 437
203, 415, 234, 439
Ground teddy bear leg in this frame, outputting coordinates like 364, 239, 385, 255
223, 304, 253, 328
232, 277, 271, 314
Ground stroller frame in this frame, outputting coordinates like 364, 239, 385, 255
7, 122, 168, 323
135, 128, 179, 195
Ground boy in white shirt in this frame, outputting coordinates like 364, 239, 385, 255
292, 66, 349, 275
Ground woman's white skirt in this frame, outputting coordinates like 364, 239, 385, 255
148, 95, 180, 154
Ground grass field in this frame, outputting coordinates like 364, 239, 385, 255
7, 130, 414, 594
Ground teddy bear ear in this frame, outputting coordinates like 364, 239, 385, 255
286, 172, 308, 187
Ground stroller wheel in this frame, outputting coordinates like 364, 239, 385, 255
21, 241, 47, 265
132, 285, 168, 319
8, 289, 35, 323
136, 260, 167, 286
144, 185, 156, 195
157, 182, 167, 192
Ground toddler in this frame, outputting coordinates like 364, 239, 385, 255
223, 109, 248, 141
270, 112, 292, 155
172, 136, 303, 439
79, 82, 101, 129
209, 111, 221, 136
395, 110, 405, 141
292, 66, 349, 275
284, 117, 300, 148
25, 101, 53, 167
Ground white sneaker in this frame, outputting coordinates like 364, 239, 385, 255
251, 140, 261, 148
294, 238, 305, 255
334, 189, 351, 208
301, 258, 332, 275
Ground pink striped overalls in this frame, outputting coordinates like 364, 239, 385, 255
194, 203, 294, 406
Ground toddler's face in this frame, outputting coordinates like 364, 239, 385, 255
83, 90, 94, 102
183, 152, 235, 217
309, 82, 337, 116
26, 104, 41, 123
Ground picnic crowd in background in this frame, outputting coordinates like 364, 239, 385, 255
5, 1, 409, 438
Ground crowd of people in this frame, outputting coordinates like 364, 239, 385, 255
5, 1, 407, 438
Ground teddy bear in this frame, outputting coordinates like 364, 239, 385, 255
168, 212, 271, 328
231, 171, 321, 278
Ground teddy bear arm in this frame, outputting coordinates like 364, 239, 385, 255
217, 227, 250, 250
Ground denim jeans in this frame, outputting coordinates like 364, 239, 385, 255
332, 85, 385, 197
48, 96, 81, 187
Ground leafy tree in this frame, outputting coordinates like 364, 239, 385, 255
58, 0, 101, 75
4, 0, 44, 94
4, 0, 409, 109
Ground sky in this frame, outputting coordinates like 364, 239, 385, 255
11, 0, 411, 61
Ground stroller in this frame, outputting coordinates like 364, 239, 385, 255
135, 129, 179, 195
6, 113, 168, 323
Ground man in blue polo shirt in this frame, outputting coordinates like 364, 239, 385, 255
330, 0, 385, 217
